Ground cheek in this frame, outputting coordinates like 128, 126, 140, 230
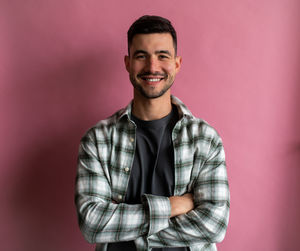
163, 62, 176, 73
131, 62, 144, 73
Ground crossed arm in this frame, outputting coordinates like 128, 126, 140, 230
112, 193, 194, 217
75, 131, 229, 248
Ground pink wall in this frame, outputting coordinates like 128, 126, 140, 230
1, 0, 300, 250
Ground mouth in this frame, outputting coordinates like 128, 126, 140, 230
139, 74, 166, 85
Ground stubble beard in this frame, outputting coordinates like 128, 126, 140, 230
129, 74, 174, 99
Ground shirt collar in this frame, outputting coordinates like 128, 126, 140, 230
170, 95, 194, 119
117, 95, 194, 122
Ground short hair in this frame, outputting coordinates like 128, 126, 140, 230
127, 15, 177, 55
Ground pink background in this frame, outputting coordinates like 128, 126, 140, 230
1, 0, 300, 250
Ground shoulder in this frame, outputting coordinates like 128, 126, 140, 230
180, 117, 225, 161
181, 116, 222, 141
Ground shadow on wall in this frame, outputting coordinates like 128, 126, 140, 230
279, 46, 300, 249
8, 52, 114, 251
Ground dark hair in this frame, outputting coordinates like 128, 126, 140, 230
127, 15, 177, 55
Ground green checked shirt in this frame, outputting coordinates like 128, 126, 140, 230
75, 96, 230, 251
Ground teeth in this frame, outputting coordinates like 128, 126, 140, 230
145, 78, 161, 82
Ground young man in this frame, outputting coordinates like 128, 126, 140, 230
75, 16, 230, 251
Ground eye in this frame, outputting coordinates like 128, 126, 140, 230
158, 54, 169, 60
135, 54, 146, 59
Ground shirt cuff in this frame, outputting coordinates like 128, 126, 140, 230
141, 194, 171, 236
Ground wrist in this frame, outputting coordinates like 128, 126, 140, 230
169, 193, 194, 218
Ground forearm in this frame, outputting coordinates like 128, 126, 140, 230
78, 191, 193, 243
148, 199, 230, 248
76, 192, 171, 243
76, 194, 147, 243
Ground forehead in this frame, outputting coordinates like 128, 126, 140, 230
130, 33, 175, 54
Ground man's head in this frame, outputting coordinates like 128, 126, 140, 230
125, 16, 181, 100
127, 15, 177, 56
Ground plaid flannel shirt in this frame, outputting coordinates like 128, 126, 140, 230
75, 96, 230, 251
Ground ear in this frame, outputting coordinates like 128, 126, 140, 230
124, 55, 130, 73
175, 56, 182, 74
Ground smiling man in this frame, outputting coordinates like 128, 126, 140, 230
126, 32, 180, 101
75, 16, 230, 251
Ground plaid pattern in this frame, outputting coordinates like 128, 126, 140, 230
75, 96, 230, 251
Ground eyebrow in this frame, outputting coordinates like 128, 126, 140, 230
133, 50, 172, 57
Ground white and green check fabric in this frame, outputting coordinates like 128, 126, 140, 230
75, 96, 230, 251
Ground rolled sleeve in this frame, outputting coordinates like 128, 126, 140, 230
142, 194, 171, 236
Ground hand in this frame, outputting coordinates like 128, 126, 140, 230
169, 193, 194, 218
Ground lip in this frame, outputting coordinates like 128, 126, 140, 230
141, 78, 163, 85
139, 75, 166, 85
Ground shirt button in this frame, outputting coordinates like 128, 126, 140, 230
130, 137, 134, 143
118, 195, 122, 200
124, 167, 130, 172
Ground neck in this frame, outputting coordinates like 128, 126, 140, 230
132, 92, 172, 121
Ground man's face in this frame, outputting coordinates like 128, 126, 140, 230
125, 33, 181, 99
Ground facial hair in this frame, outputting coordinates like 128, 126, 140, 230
129, 72, 175, 99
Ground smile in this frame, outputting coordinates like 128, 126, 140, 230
142, 78, 163, 82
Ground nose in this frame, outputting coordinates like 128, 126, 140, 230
145, 56, 160, 73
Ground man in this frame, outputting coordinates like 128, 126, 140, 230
75, 15, 230, 251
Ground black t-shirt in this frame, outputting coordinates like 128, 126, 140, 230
108, 105, 189, 251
